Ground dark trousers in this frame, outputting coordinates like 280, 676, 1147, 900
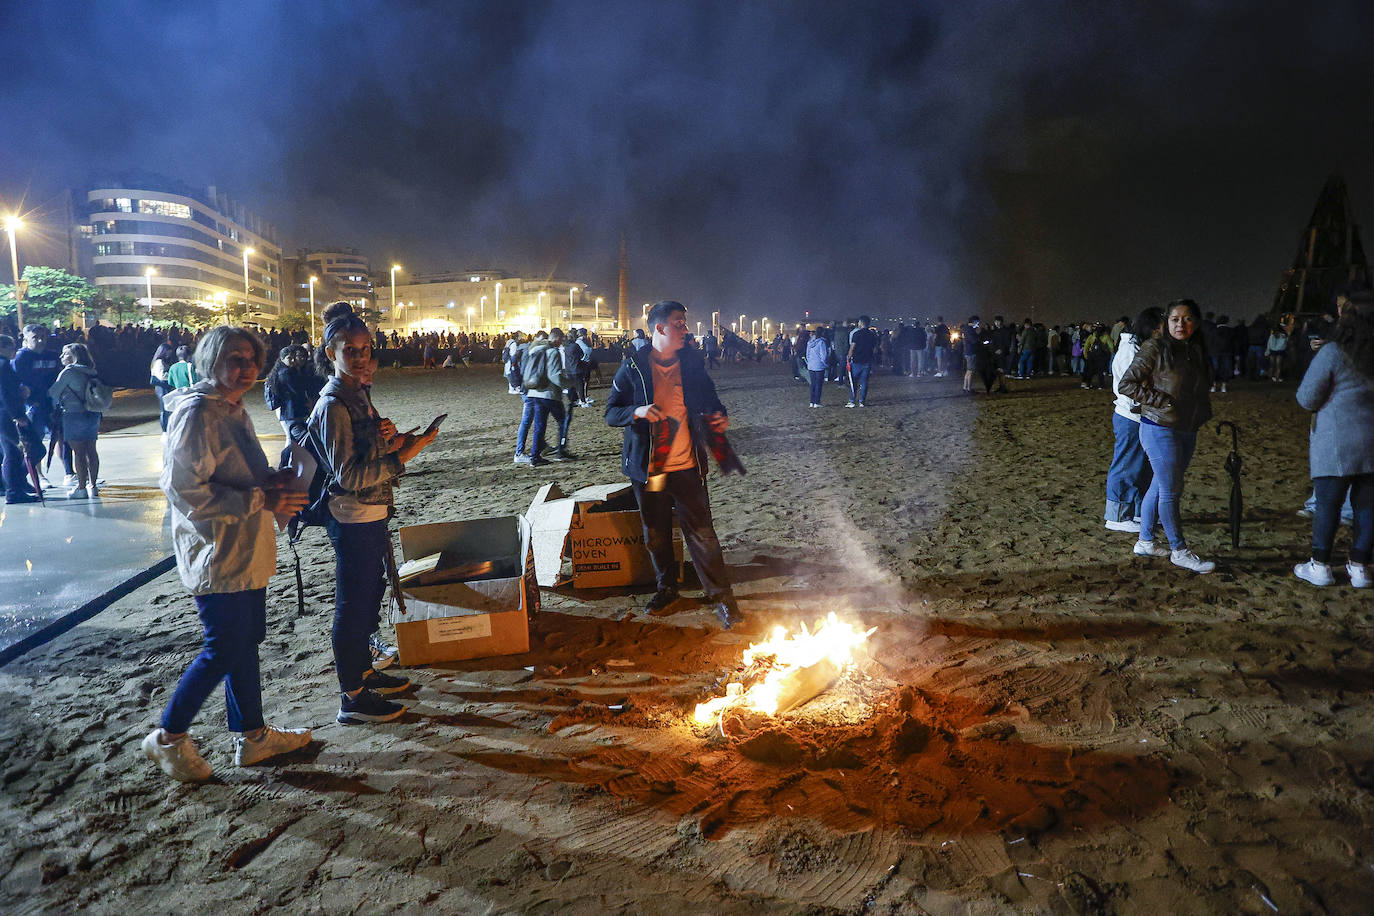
809, 369, 825, 404
2, 420, 26, 498
530, 397, 568, 457
631, 468, 731, 598
1313, 474, 1374, 564
161, 589, 267, 734
326, 517, 388, 692
26, 400, 73, 475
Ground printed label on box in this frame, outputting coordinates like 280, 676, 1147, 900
427, 614, 493, 643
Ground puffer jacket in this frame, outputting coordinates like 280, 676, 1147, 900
308, 376, 402, 506
1118, 335, 1214, 431
160, 380, 276, 595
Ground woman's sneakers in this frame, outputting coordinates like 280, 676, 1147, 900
368, 635, 399, 671
1170, 548, 1215, 574
362, 667, 411, 695
142, 729, 212, 783
338, 687, 405, 724
1133, 540, 1170, 558
234, 724, 312, 766
1294, 559, 1370, 588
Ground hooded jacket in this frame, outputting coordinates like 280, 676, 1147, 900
48, 364, 99, 412
604, 344, 726, 484
160, 380, 276, 595
308, 376, 402, 507
521, 338, 565, 400
1118, 335, 1214, 431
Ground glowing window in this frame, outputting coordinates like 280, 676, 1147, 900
138, 199, 192, 219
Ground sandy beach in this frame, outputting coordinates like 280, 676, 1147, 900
1, 361, 1370, 914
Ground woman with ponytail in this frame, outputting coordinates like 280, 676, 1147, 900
308, 303, 438, 724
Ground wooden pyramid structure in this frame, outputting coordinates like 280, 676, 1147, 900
1271, 174, 1369, 316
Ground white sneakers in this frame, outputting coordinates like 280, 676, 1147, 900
68, 486, 88, 499
142, 729, 212, 783
1105, 519, 1141, 533
1294, 559, 1370, 588
1133, 540, 1170, 558
1294, 560, 1334, 587
234, 725, 312, 766
1170, 549, 1216, 574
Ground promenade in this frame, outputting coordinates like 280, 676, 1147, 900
0, 390, 284, 663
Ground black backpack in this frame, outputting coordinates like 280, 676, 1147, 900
520, 345, 549, 391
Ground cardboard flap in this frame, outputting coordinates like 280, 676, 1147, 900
398, 577, 524, 621
527, 483, 578, 587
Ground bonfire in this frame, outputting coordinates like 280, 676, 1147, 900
694, 613, 876, 731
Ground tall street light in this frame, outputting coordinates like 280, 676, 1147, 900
144, 266, 157, 313
242, 247, 254, 319
5, 215, 23, 327
467, 306, 474, 331
738, 313, 746, 335
480, 295, 487, 326
494, 281, 501, 322
309, 275, 318, 343
390, 264, 402, 326
711, 311, 719, 336
595, 296, 603, 326
537, 291, 547, 330
569, 287, 578, 323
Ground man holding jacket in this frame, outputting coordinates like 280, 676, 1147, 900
605, 300, 742, 628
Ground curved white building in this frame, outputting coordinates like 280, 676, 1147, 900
85, 178, 282, 318
302, 249, 373, 311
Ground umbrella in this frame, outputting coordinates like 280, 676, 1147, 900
17, 430, 45, 506
1216, 421, 1242, 547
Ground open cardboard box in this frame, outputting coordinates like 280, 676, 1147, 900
389, 516, 538, 665
527, 482, 683, 589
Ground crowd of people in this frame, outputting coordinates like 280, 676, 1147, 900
4, 291, 1370, 784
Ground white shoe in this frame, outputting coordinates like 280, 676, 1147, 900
1171, 548, 1215, 574
845, 401, 856, 408
1293, 559, 1334, 586
1105, 519, 1141, 533
234, 724, 312, 766
1133, 540, 1170, 558
68, 486, 88, 499
1348, 562, 1371, 589
63, 473, 78, 487
89, 483, 100, 498
142, 729, 212, 783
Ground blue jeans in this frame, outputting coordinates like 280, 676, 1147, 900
515, 395, 538, 456
529, 397, 568, 457
1018, 350, 1035, 378
326, 517, 388, 693
161, 589, 266, 734
934, 346, 946, 373
1312, 475, 1374, 564
850, 362, 871, 404
1105, 414, 1151, 522
809, 369, 825, 404
1139, 420, 1197, 550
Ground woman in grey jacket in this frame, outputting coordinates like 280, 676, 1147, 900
310, 304, 437, 725
1294, 293, 1374, 588
145, 327, 312, 783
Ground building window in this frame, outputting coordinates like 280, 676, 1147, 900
137, 199, 193, 219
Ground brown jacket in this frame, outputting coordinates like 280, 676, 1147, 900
1118, 336, 1214, 431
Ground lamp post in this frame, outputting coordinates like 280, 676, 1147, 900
308, 275, 318, 343
242, 247, 254, 319
144, 266, 157, 313
595, 296, 603, 326
696, 321, 702, 337
5, 215, 23, 327
467, 307, 474, 331
389, 264, 402, 328
738, 313, 746, 335
711, 311, 719, 337
569, 287, 578, 324
480, 295, 487, 327
494, 281, 501, 322
537, 291, 547, 330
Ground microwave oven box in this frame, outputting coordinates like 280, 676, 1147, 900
526, 482, 682, 589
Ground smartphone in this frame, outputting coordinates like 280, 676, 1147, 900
425, 413, 448, 435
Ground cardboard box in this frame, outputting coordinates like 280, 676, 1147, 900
389, 516, 539, 665
526, 482, 683, 589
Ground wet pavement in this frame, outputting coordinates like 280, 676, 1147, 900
0, 389, 285, 662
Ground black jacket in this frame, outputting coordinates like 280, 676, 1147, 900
604, 345, 727, 484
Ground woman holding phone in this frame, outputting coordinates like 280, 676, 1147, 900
309, 303, 438, 724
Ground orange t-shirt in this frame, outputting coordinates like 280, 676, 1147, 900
651, 353, 695, 472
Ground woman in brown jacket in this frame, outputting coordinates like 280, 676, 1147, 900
1118, 299, 1216, 574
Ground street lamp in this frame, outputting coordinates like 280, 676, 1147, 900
569, 287, 578, 322
242, 247, 254, 318
480, 295, 487, 326
5, 215, 23, 327
144, 266, 157, 313
711, 311, 719, 336
595, 296, 603, 324
390, 264, 401, 325
494, 281, 501, 320
467, 306, 474, 331
308, 275, 318, 343
537, 291, 547, 329
739, 314, 746, 335
696, 321, 702, 337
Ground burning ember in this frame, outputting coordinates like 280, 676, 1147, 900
693, 613, 876, 728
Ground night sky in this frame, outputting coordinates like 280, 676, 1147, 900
2, 0, 1371, 326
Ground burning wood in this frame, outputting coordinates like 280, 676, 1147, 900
694, 613, 875, 729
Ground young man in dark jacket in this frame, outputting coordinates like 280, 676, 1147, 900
605, 300, 742, 628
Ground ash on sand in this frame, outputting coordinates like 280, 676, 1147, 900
3, 368, 1372, 915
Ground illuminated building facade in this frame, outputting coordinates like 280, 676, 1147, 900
378, 269, 611, 335
84, 176, 282, 318
301, 249, 373, 311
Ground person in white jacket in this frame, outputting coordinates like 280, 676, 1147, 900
1104, 307, 1165, 532
143, 326, 312, 783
